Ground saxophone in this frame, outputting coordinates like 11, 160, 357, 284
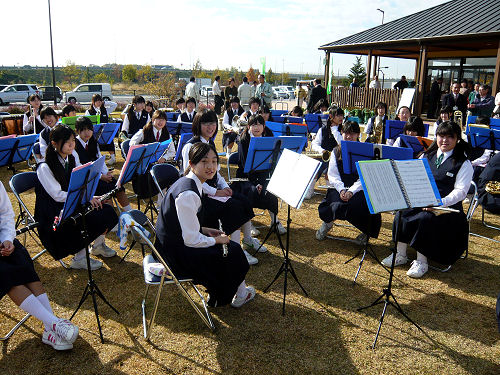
485, 181, 500, 195
371, 116, 384, 144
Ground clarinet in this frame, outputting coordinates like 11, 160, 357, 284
219, 219, 228, 257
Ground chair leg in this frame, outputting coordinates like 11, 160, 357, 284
120, 240, 137, 263
184, 283, 216, 331
0, 313, 31, 341
142, 284, 152, 339
146, 282, 165, 341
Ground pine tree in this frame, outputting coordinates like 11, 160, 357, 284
347, 56, 366, 86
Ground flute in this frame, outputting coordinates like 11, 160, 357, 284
219, 219, 228, 257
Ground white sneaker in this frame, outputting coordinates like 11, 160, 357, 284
315, 222, 333, 241
242, 237, 267, 253
381, 252, 408, 267
90, 243, 117, 258
407, 260, 428, 278
231, 286, 256, 308
243, 249, 258, 265
105, 154, 116, 166
52, 319, 79, 344
250, 224, 260, 237
276, 221, 287, 235
42, 329, 73, 351
70, 256, 103, 270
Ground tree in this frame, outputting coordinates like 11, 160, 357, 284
347, 56, 366, 86
266, 68, 275, 85
122, 65, 137, 83
246, 67, 257, 83
62, 61, 81, 85
94, 72, 108, 82
138, 65, 154, 83
144, 72, 182, 106
281, 72, 291, 85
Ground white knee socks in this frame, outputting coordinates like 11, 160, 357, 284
93, 234, 105, 247
416, 252, 428, 263
242, 221, 252, 242
396, 242, 408, 257
236, 281, 247, 298
230, 229, 241, 242
73, 248, 87, 261
19, 294, 58, 331
36, 293, 53, 314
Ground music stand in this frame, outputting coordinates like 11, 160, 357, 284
174, 132, 193, 169
93, 123, 120, 146
468, 126, 500, 151
117, 142, 159, 221
61, 115, 100, 130
264, 148, 321, 314
304, 114, 328, 134
266, 123, 308, 137
150, 139, 173, 163
167, 121, 192, 148
399, 135, 433, 156
340, 141, 412, 282
0, 134, 39, 174
62, 156, 119, 343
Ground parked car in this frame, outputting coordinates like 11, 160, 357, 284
0, 85, 7, 92
0, 84, 40, 105
39, 86, 63, 102
201, 85, 213, 97
272, 86, 290, 100
63, 83, 113, 104
279, 85, 295, 99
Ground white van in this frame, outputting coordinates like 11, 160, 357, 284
63, 83, 113, 104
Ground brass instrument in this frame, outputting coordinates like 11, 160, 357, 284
322, 150, 331, 162
371, 115, 384, 144
388, 105, 397, 120
219, 219, 228, 257
485, 181, 500, 195
231, 115, 248, 133
453, 110, 463, 129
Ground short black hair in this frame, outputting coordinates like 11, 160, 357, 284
190, 76, 195, 82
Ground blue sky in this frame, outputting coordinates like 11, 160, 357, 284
2, 0, 448, 79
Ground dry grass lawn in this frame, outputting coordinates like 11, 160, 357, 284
0, 132, 499, 375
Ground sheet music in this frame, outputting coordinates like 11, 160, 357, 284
267, 149, 320, 209
357, 160, 407, 213
394, 160, 441, 208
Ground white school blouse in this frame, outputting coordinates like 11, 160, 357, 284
176, 172, 216, 248
84, 101, 118, 117
181, 137, 229, 196
23, 113, 43, 134
37, 152, 82, 203
121, 112, 151, 134
0, 182, 16, 243
129, 129, 176, 160
311, 125, 342, 153
327, 153, 362, 195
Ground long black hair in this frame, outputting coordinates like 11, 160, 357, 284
191, 109, 218, 138
45, 125, 76, 188
425, 121, 471, 164
184, 142, 219, 176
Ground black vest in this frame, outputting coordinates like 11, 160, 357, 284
25, 111, 44, 134
75, 139, 98, 164
333, 147, 358, 188
128, 110, 149, 137
180, 111, 197, 123
227, 107, 244, 124
142, 127, 170, 144
425, 151, 465, 211
187, 137, 218, 188
40, 127, 50, 145
320, 125, 338, 151
88, 106, 108, 124
156, 177, 201, 249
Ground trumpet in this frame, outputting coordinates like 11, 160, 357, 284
231, 115, 248, 132
219, 219, 228, 257
453, 110, 463, 128
322, 150, 331, 162
485, 181, 500, 195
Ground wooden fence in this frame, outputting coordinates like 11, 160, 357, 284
329, 87, 402, 110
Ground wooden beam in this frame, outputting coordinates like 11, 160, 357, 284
365, 50, 372, 89
415, 45, 428, 116
492, 41, 500, 96
372, 55, 378, 80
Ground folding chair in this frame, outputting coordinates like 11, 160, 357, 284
0, 311, 31, 341
150, 163, 180, 199
9, 172, 69, 268
131, 225, 215, 340
226, 152, 247, 184
470, 181, 499, 243
120, 139, 130, 159
120, 209, 156, 263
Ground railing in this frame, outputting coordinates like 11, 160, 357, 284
329, 87, 402, 110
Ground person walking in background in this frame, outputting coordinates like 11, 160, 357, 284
238, 77, 252, 111
369, 75, 381, 89
254, 74, 273, 108
212, 76, 223, 115
185, 76, 200, 103
307, 78, 327, 113
394, 75, 409, 90
427, 77, 442, 118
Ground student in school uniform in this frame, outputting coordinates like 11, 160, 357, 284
316, 121, 381, 242
61, 104, 77, 118
0, 181, 80, 350
364, 102, 389, 143
175, 97, 186, 113
232, 114, 286, 236
306, 107, 345, 199
382, 120, 473, 278
155, 142, 255, 307
222, 97, 245, 154
85, 94, 118, 165
145, 101, 155, 118
181, 110, 260, 265
259, 105, 273, 122
36, 107, 59, 161
23, 94, 44, 134
35, 125, 118, 270
120, 95, 150, 139
74, 116, 132, 215
393, 116, 426, 149
432, 106, 453, 136
177, 97, 197, 123
287, 105, 304, 118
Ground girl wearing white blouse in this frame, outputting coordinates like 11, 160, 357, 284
23, 94, 44, 134
382, 121, 473, 278
155, 142, 255, 308
0, 181, 79, 350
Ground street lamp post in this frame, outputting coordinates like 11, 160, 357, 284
378, 66, 388, 89
376, 8, 385, 79
48, 0, 57, 106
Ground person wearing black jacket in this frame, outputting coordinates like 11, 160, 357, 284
442, 82, 467, 125
307, 79, 327, 113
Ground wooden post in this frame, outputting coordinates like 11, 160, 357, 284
415, 45, 428, 116
492, 41, 500, 96
372, 55, 378, 80
365, 50, 372, 89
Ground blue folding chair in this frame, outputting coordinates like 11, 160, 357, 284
120, 139, 131, 159
150, 163, 181, 198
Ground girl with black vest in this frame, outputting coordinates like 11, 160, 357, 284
364, 102, 388, 144
36, 107, 59, 161
382, 121, 473, 278
23, 94, 44, 134
392, 116, 426, 150
155, 142, 254, 307
316, 121, 382, 242
85, 94, 118, 165
177, 97, 197, 123
0, 180, 80, 350
181, 110, 259, 265
121, 95, 150, 139
221, 97, 245, 154
74, 116, 132, 211
35, 125, 118, 270
241, 97, 261, 121
307, 107, 345, 199
145, 101, 155, 118
232, 114, 286, 236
